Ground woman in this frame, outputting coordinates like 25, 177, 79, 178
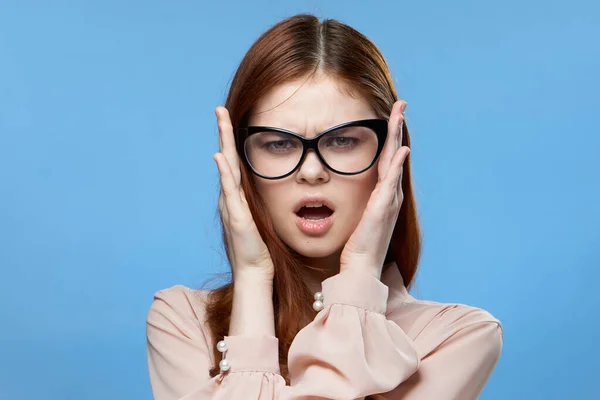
146, 13, 503, 400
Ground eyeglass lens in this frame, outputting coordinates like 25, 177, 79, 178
244, 125, 379, 178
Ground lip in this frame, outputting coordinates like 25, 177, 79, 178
293, 194, 336, 236
295, 213, 335, 236
293, 195, 336, 214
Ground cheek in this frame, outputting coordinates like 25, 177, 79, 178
352, 169, 379, 204
254, 180, 290, 222
334, 170, 378, 228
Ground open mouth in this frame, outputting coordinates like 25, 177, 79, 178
295, 204, 334, 220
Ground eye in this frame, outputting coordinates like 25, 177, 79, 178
326, 136, 359, 148
264, 140, 296, 152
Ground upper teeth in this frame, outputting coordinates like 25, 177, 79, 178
304, 202, 323, 208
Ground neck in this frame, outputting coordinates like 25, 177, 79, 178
298, 250, 341, 295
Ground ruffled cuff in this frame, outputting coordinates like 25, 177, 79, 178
321, 268, 389, 314
222, 335, 281, 374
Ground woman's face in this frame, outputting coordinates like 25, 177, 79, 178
247, 75, 380, 261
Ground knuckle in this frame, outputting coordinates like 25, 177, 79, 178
248, 250, 272, 267
229, 214, 251, 231
369, 206, 387, 222
221, 186, 234, 198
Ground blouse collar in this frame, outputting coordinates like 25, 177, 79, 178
381, 262, 413, 316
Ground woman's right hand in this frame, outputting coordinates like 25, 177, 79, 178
213, 106, 275, 281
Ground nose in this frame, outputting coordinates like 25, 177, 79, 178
295, 150, 330, 184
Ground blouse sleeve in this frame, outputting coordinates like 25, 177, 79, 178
382, 318, 503, 399
146, 268, 501, 399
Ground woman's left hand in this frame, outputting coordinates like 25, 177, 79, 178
339, 100, 410, 279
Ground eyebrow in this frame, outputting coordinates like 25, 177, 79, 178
248, 121, 361, 137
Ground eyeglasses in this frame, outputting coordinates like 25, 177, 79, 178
236, 119, 388, 180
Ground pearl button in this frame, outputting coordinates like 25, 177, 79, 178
216, 340, 227, 353
314, 292, 324, 302
219, 359, 230, 372
313, 300, 324, 311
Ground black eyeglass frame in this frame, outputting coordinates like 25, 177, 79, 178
236, 118, 389, 180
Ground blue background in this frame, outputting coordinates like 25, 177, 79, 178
1, 0, 598, 399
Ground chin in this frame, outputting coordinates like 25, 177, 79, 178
283, 235, 344, 259
274, 218, 352, 260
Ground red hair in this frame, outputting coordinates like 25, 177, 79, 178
203, 13, 421, 383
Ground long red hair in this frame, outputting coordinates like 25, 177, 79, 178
203, 13, 421, 382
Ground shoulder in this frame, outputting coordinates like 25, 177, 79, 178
389, 296, 503, 359
146, 285, 212, 338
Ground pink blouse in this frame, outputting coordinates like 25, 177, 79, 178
146, 266, 503, 399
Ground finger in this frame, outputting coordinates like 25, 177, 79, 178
215, 107, 224, 153
215, 106, 241, 184
220, 205, 235, 261
218, 192, 230, 223
398, 118, 404, 148
398, 101, 407, 144
366, 146, 409, 217
213, 152, 243, 213
379, 101, 407, 181
239, 186, 249, 207
395, 118, 405, 185
397, 145, 407, 201
384, 146, 410, 195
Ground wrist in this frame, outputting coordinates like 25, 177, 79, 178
234, 269, 274, 288
230, 271, 275, 337
339, 265, 382, 281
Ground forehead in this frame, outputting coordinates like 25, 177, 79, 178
247, 76, 377, 135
